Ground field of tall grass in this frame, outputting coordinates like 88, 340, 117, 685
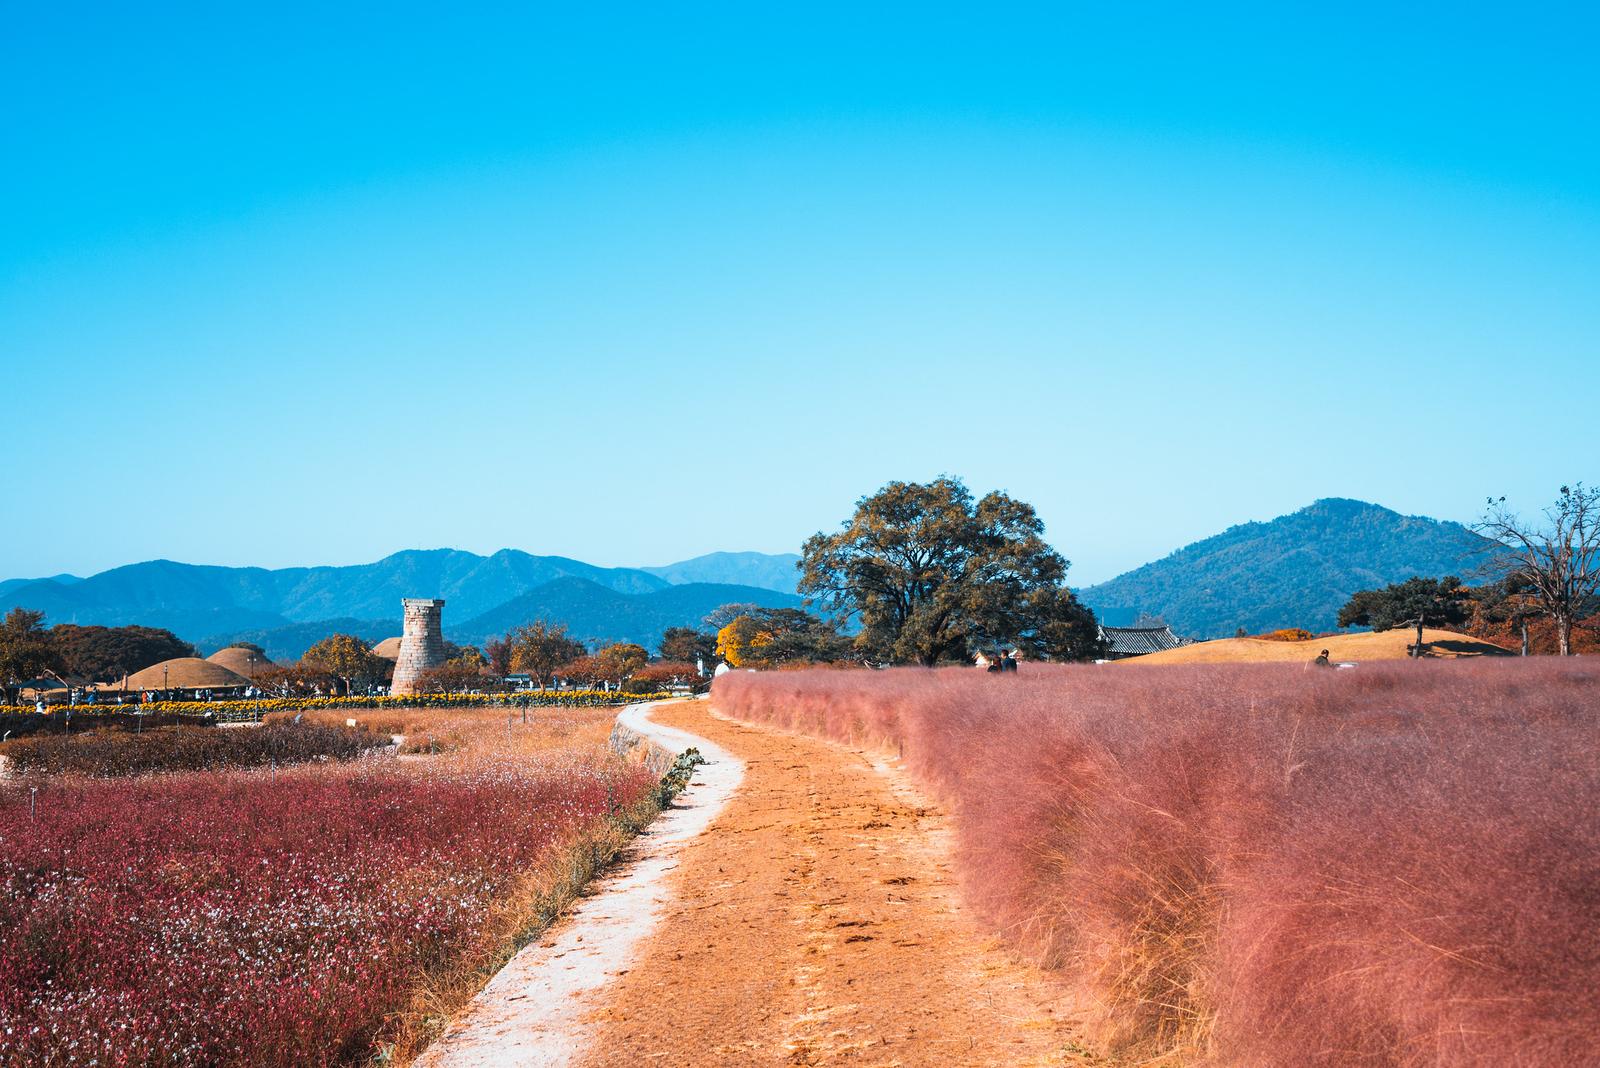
714, 660, 1600, 1066
0, 704, 657, 1066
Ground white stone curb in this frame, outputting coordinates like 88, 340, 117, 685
416, 699, 744, 1068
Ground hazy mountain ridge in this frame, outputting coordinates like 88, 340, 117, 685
642, 551, 802, 594
1079, 498, 1494, 638
452, 578, 802, 650
1, 549, 804, 657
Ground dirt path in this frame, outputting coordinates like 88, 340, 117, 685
574, 701, 1091, 1067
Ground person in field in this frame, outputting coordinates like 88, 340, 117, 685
1313, 649, 1331, 667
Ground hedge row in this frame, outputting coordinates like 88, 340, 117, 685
0, 689, 673, 725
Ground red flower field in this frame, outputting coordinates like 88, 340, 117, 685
0, 743, 656, 1066
714, 658, 1600, 1066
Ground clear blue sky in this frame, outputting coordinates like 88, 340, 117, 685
4, 4, 1596, 585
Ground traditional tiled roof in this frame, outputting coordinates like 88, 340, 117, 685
1099, 624, 1188, 657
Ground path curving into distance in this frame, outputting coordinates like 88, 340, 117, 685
423, 699, 1092, 1067
418, 702, 745, 1068
575, 701, 1091, 1067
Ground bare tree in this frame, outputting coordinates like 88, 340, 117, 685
1477, 485, 1600, 656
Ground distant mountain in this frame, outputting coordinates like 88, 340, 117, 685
453, 578, 802, 650
1079, 499, 1495, 639
643, 551, 802, 593
0, 549, 671, 640
198, 618, 402, 663
0, 574, 80, 599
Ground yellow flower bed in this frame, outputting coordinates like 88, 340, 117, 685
0, 690, 674, 724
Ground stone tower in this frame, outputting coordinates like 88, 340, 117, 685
390, 598, 447, 697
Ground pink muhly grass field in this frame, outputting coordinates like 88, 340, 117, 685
714, 659, 1600, 1066
0, 754, 655, 1067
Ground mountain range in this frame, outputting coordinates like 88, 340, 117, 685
1077, 498, 1493, 638
0, 549, 802, 660
1, 500, 1495, 657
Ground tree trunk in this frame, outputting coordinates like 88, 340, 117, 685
1520, 621, 1530, 657
1414, 619, 1425, 657
1557, 614, 1572, 656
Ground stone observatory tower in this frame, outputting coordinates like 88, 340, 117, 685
390, 598, 447, 696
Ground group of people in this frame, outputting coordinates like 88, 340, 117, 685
985, 650, 1019, 673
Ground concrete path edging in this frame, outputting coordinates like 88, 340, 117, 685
416, 700, 744, 1068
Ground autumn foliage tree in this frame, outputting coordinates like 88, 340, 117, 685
482, 636, 515, 678
508, 620, 588, 690
715, 608, 852, 667
301, 634, 387, 695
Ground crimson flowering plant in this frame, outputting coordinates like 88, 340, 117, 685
0, 752, 656, 1066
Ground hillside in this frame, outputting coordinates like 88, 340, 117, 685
452, 578, 802, 649
197, 618, 403, 663
642, 551, 801, 593
0, 549, 674, 639
1079, 499, 1494, 638
1118, 627, 1507, 665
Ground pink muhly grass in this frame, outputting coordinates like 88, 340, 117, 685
713, 658, 1600, 1066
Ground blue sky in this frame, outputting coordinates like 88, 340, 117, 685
4, 3, 1596, 585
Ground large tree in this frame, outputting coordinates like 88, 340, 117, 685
50, 624, 198, 682
1477, 484, 1600, 656
301, 633, 386, 696
508, 620, 588, 690
591, 642, 649, 687
482, 636, 515, 678
1337, 576, 1473, 656
658, 626, 717, 667
799, 477, 1102, 666
0, 608, 62, 700
1471, 573, 1542, 657
714, 608, 853, 667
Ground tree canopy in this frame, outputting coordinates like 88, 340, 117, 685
1477, 484, 1600, 656
658, 626, 717, 667
714, 608, 853, 667
1337, 576, 1473, 655
301, 634, 387, 694
0, 608, 62, 694
50, 624, 198, 682
508, 620, 588, 689
798, 477, 1102, 665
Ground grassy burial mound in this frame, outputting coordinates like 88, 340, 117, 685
0, 703, 664, 1066
206, 644, 278, 679
713, 660, 1600, 1067
1129, 626, 1508, 665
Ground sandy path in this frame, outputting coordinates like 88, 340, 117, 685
574, 701, 1091, 1067
417, 702, 746, 1068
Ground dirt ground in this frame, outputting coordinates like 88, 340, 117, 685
574, 701, 1095, 1068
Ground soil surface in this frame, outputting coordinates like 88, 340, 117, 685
574, 701, 1092, 1068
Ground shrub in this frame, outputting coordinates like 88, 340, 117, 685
712, 659, 1600, 1066
1255, 627, 1314, 641
0, 722, 386, 778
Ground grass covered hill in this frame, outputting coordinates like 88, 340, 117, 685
1123, 627, 1508, 665
1079, 499, 1494, 639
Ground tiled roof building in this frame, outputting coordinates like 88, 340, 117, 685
1099, 624, 1189, 660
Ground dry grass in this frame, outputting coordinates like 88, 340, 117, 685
267, 704, 617, 759
1126, 626, 1506, 665
713, 659, 1600, 1067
